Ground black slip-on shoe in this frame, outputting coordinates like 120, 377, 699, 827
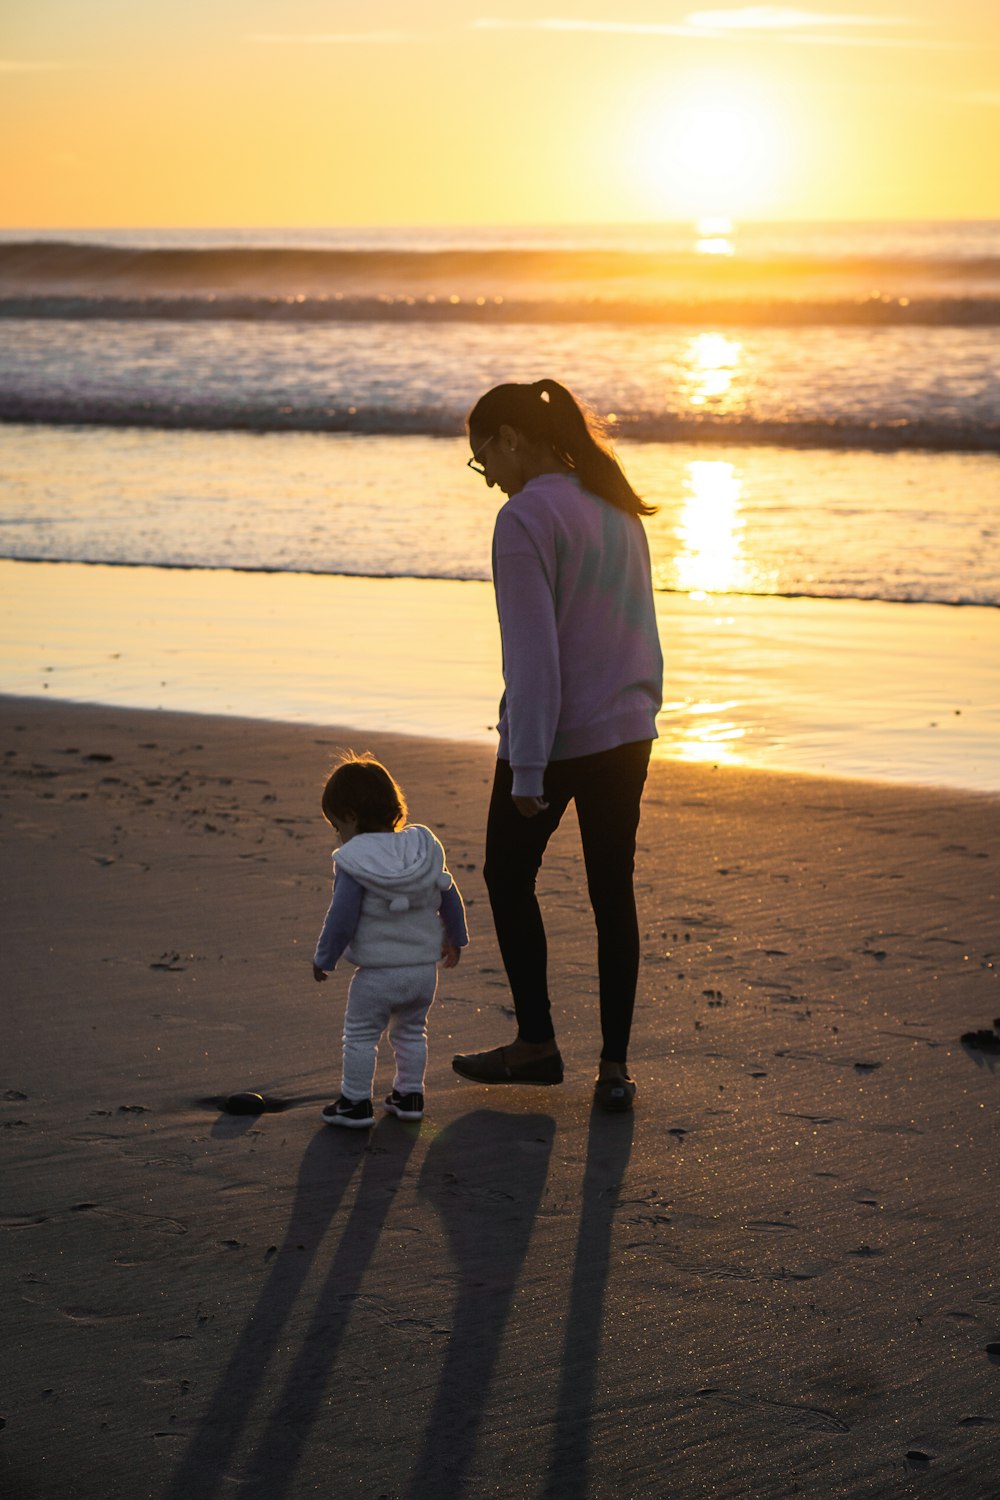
452, 1046, 564, 1086
594, 1077, 636, 1113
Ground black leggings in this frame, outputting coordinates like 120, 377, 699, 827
483, 740, 651, 1064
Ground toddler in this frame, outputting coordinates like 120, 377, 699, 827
312, 753, 468, 1127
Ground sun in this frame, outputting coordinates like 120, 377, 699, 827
631, 73, 787, 219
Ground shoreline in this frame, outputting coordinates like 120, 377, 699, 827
3, 546, 1000, 608
2, 693, 999, 1499
2, 557, 999, 793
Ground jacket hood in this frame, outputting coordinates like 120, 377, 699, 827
332, 824, 452, 911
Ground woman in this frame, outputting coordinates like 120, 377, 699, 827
453, 379, 663, 1112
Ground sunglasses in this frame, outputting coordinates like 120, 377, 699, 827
467, 435, 494, 476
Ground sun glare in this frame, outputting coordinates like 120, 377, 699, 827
633, 76, 786, 218
674, 459, 748, 596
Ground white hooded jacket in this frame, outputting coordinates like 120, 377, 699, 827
332, 824, 454, 968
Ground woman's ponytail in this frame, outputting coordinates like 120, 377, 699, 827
468, 380, 655, 518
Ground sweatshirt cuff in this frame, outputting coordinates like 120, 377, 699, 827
511, 764, 546, 799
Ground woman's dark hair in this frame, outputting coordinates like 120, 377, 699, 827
467, 379, 655, 517
321, 753, 407, 833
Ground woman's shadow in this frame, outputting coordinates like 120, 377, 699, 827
164, 1117, 418, 1500
405, 1108, 556, 1498
541, 1106, 634, 1500
405, 1104, 633, 1500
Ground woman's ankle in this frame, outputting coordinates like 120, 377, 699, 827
512, 1035, 559, 1057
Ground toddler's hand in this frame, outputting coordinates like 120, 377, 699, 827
312, 963, 328, 982
441, 942, 461, 970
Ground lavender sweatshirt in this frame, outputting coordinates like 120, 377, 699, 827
492, 471, 663, 797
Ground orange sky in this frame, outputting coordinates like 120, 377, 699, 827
2, 2, 998, 224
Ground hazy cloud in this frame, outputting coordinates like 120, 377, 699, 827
471, 19, 697, 37
473, 12, 943, 49
685, 7, 916, 29
247, 32, 408, 45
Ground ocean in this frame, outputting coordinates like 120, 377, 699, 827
1, 220, 998, 612
1, 222, 998, 792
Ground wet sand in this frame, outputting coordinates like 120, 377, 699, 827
2, 694, 999, 1498
2, 557, 998, 791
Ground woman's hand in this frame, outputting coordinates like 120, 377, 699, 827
312, 963, 328, 982
441, 941, 461, 969
513, 795, 549, 818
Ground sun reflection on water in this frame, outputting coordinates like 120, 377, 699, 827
674, 459, 748, 595
682, 331, 744, 410
659, 698, 748, 766
694, 216, 735, 256
661, 460, 753, 766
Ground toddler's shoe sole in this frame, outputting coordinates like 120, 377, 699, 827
321, 1100, 374, 1128
383, 1098, 424, 1121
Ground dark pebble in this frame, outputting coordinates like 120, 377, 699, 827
222, 1091, 286, 1115
906, 1451, 932, 1463
223, 1092, 267, 1115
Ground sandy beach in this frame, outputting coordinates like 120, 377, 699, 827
2, 692, 998, 1498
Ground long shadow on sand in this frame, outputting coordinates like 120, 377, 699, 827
163, 1118, 417, 1500
405, 1109, 556, 1500
541, 1105, 634, 1500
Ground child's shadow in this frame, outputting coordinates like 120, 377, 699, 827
164, 1118, 417, 1500
406, 1109, 556, 1500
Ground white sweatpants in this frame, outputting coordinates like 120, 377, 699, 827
341, 962, 438, 1103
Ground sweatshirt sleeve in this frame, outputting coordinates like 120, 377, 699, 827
439, 881, 469, 949
313, 868, 364, 971
493, 509, 560, 798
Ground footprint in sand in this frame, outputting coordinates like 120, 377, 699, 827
0, 1212, 49, 1229
696, 1388, 849, 1433
69, 1202, 187, 1234
60, 1305, 130, 1324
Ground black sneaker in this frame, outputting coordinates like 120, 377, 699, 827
383, 1089, 424, 1122
321, 1095, 374, 1129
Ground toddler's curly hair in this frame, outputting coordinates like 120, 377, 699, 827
321, 753, 407, 833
